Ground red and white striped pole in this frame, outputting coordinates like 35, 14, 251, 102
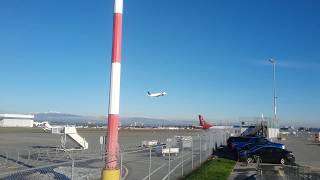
102, 0, 123, 179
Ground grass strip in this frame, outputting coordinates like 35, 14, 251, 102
183, 157, 236, 180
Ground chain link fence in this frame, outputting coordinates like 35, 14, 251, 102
253, 156, 320, 180
0, 130, 231, 180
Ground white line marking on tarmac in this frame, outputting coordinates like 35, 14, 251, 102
141, 162, 167, 180
161, 157, 192, 180
122, 165, 129, 180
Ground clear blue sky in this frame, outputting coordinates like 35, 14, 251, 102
0, 0, 319, 126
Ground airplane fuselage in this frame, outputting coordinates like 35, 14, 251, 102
147, 91, 167, 97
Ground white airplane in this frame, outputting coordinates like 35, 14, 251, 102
147, 91, 167, 97
34, 121, 61, 131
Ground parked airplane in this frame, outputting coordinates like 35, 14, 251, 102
34, 121, 60, 131
198, 115, 214, 129
147, 91, 167, 97
197, 115, 235, 130
34, 121, 50, 130
42, 122, 54, 131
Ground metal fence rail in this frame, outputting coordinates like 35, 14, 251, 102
0, 130, 230, 180
256, 161, 320, 180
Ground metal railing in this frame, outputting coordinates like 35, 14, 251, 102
0, 130, 230, 180
254, 156, 320, 180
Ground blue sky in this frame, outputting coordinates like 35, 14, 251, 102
0, 0, 319, 126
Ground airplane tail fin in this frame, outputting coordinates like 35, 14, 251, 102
198, 115, 204, 126
198, 115, 213, 129
147, 91, 151, 95
44, 122, 52, 129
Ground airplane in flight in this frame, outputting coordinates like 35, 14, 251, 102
147, 91, 167, 97
198, 115, 214, 129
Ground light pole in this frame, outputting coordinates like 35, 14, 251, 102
102, 0, 123, 179
269, 59, 277, 127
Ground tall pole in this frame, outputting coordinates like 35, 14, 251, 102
102, 0, 123, 179
269, 59, 277, 127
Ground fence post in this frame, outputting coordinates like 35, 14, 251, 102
222, 131, 225, 143
37, 149, 40, 161
211, 132, 215, 155
120, 153, 123, 180
206, 142, 208, 158
208, 133, 210, 151
191, 138, 194, 170
47, 149, 50, 159
224, 132, 227, 145
17, 151, 20, 163
209, 133, 212, 154
208, 134, 210, 156
199, 134, 202, 164
168, 147, 171, 180
148, 147, 151, 180
71, 159, 74, 180
100, 144, 102, 158
181, 145, 184, 177
28, 150, 31, 161
218, 132, 221, 147
5, 151, 8, 164
205, 142, 208, 178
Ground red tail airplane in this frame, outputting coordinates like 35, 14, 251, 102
198, 115, 214, 129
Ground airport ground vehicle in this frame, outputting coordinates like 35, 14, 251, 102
239, 146, 295, 165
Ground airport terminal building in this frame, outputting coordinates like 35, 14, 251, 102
0, 114, 34, 127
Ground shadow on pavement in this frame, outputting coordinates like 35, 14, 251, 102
212, 145, 237, 161
211, 146, 257, 180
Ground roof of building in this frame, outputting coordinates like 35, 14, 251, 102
0, 114, 34, 119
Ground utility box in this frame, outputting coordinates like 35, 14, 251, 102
315, 132, 320, 142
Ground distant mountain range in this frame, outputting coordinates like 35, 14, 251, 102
33, 112, 196, 126
0, 110, 196, 126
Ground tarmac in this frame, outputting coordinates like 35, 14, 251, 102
281, 132, 320, 168
228, 132, 320, 180
228, 162, 256, 180
1, 128, 319, 180
0, 127, 220, 180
